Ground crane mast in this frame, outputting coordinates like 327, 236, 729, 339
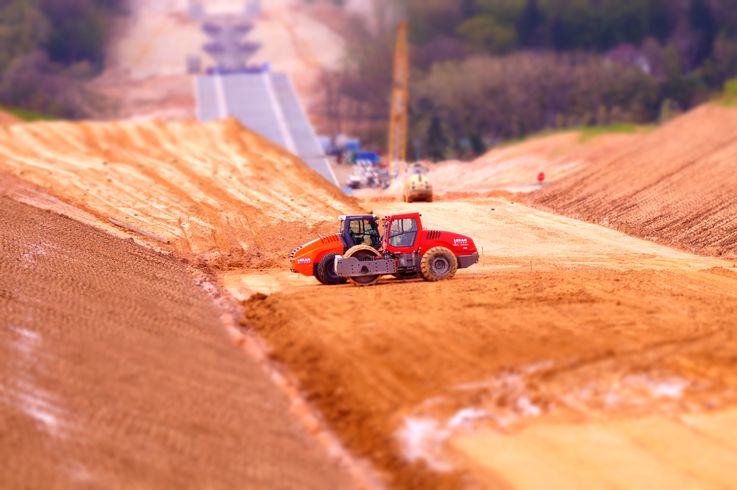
387, 21, 409, 177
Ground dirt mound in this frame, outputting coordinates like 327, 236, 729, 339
0, 110, 19, 124
426, 130, 640, 195
0, 196, 354, 489
0, 119, 360, 268
244, 267, 737, 489
531, 104, 737, 257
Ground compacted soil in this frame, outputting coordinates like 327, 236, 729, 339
241, 199, 737, 489
0, 196, 354, 490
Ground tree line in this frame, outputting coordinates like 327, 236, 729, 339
0, 0, 124, 118
316, 0, 737, 159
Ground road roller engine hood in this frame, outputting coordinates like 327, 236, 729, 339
408, 172, 432, 190
289, 233, 342, 275
417, 230, 477, 256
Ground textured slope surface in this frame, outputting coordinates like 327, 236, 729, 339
0, 119, 359, 268
531, 104, 737, 257
0, 197, 354, 490
428, 131, 640, 195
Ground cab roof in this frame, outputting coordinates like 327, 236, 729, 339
384, 212, 422, 220
339, 214, 379, 221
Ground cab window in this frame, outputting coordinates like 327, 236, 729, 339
389, 218, 418, 248
349, 219, 380, 248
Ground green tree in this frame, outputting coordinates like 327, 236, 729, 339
322, 0, 736, 157
0, 2, 50, 72
40, 0, 118, 67
689, 0, 716, 65
474, 0, 525, 23
517, 0, 545, 47
0, 0, 123, 117
407, 0, 462, 45
458, 16, 517, 53
425, 114, 450, 160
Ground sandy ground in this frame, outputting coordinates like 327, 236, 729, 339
0, 119, 360, 268
0, 110, 19, 124
531, 104, 737, 258
427, 131, 642, 195
0, 195, 357, 490
355, 130, 642, 202
453, 409, 737, 490
1, 172, 137, 244
241, 198, 737, 489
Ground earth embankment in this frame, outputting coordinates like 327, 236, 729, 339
0, 195, 355, 489
429, 130, 641, 195
0, 110, 19, 124
0, 119, 360, 268
530, 104, 737, 257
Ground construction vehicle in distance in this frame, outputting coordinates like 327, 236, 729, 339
403, 162, 433, 202
289, 213, 478, 286
346, 152, 391, 190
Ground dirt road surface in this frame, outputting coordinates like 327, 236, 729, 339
106, 0, 344, 80
95, 0, 345, 120
242, 198, 737, 489
0, 196, 356, 489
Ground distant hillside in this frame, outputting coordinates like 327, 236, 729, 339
0, 0, 124, 118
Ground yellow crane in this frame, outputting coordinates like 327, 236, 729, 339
387, 21, 409, 177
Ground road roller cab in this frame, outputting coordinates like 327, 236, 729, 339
289, 215, 381, 285
383, 213, 477, 263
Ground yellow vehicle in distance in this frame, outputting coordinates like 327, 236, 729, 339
403, 163, 433, 203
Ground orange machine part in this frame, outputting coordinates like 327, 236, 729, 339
290, 234, 343, 276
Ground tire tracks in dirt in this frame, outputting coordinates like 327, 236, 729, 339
0, 195, 361, 489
